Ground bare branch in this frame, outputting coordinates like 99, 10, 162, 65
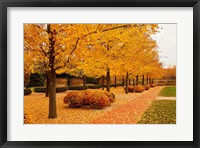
69, 37, 80, 56
39, 44, 49, 56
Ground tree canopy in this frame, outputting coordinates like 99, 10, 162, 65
24, 24, 164, 118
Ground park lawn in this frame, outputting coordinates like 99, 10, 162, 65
159, 86, 176, 97
137, 100, 176, 124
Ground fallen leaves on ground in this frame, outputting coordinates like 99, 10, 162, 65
24, 86, 164, 124
137, 100, 176, 124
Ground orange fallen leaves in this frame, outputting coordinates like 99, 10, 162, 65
24, 86, 163, 124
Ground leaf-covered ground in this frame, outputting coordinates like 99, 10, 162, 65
159, 86, 176, 97
137, 100, 176, 124
90, 86, 164, 124
24, 86, 164, 124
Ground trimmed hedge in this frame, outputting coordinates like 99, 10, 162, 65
34, 87, 67, 93
34, 87, 46, 92
24, 89, 32, 95
87, 85, 101, 89
102, 84, 121, 87
56, 87, 67, 92
68, 86, 88, 90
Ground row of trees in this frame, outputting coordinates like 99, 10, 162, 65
24, 24, 164, 118
163, 66, 176, 79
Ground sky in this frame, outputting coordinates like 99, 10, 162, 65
152, 24, 176, 68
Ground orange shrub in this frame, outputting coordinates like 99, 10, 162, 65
135, 85, 145, 93
124, 85, 135, 92
144, 84, 150, 90
104, 92, 116, 103
89, 93, 111, 109
82, 91, 92, 105
150, 84, 156, 87
64, 94, 70, 104
64, 91, 116, 109
64, 92, 83, 108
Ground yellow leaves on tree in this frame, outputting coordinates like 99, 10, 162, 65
24, 24, 162, 118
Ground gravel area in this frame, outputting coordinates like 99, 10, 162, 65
24, 86, 164, 124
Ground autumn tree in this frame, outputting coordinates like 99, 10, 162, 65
24, 51, 32, 88
163, 65, 176, 79
25, 24, 144, 118
24, 23, 166, 120
113, 25, 160, 92
77, 24, 160, 93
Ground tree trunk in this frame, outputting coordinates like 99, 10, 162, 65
142, 75, 144, 85
102, 75, 105, 90
83, 76, 86, 87
152, 78, 154, 84
114, 76, 117, 88
45, 74, 49, 97
48, 70, 57, 118
129, 79, 131, 85
133, 78, 135, 86
147, 76, 149, 84
125, 72, 128, 94
106, 69, 111, 92
149, 78, 151, 84
136, 75, 139, 86
47, 24, 57, 118
122, 78, 124, 86
67, 78, 70, 86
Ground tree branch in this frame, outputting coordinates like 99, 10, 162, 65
24, 35, 49, 57
69, 37, 80, 56
55, 24, 134, 70
81, 24, 131, 39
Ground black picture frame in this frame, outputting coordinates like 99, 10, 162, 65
0, 0, 199, 147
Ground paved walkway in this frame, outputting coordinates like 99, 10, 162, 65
156, 96, 176, 100
90, 86, 164, 124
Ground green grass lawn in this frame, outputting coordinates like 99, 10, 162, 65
137, 100, 176, 124
159, 86, 176, 97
